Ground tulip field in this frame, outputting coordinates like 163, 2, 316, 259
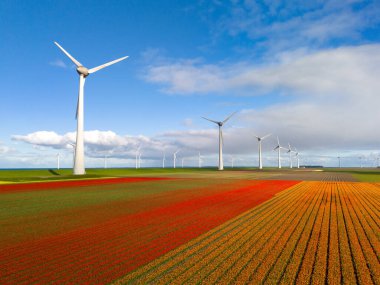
0, 169, 379, 284
116, 181, 380, 285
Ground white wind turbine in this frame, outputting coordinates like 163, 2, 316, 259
57, 153, 60, 170
138, 152, 142, 168
254, 134, 271, 169
273, 136, 285, 169
173, 150, 180, 169
104, 155, 108, 169
54, 42, 128, 175
294, 148, 300, 168
135, 147, 141, 169
198, 151, 202, 168
337, 156, 341, 168
287, 143, 293, 168
202, 111, 236, 170
162, 152, 166, 168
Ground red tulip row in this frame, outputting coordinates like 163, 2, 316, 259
0, 179, 297, 284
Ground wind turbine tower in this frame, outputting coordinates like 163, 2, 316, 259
198, 152, 202, 168
274, 137, 285, 169
135, 147, 141, 169
287, 143, 293, 169
254, 134, 271, 169
202, 111, 236, 170
162, 153, 166, 168
338, 156, 341, 168
173, 150, 179, 169
138, 152, 142, 168
54, 42, 128, 175
294, 148, 300, 169
57, 153, 60, 170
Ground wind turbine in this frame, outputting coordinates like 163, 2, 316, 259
287, 143, 293, 168
198, 151, 202, 168
138, 152, 142, 168
181, 157, 184, 168
254, 134, 271, 169
294, 148, 300, 169
337, 156, 341, 168
173, 150, 180, 169
54, 42, 128, 175
135, 147, 141, 169
202, 111, 237, 170
57, 153, 60, 170
273, 136, 285, 169
162, 152, 166, 168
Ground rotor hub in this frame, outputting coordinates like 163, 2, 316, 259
76, 66, 89, 77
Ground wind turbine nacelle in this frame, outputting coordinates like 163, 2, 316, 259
76, 66, 89, 77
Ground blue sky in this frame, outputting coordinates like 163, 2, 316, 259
1, 0, 380, 168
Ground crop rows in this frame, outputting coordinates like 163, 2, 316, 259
116, 181, 380, 284
0, 179, 296, 284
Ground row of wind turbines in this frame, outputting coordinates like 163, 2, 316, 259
54, 42, 301, 174
202, 112, 301, 171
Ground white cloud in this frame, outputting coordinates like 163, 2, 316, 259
145, 44, 380, 96
143, 44, 380, 153
208, 0, 380, 52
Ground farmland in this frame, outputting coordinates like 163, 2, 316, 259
0, 168, 379, 284
116, 181, 380, 284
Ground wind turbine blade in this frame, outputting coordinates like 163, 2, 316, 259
75, 95, 79, 119
201, 117, 219, 124
88, 56, 129, 74
262, 133, 272, 140
222, 111, 237, 124
277, 136, 280, 145
274, 146, 279, 150
54, 42, 82, 67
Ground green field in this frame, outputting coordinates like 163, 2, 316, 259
1, 167, 380, 182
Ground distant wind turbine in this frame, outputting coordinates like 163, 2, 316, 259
173, 150, 180, 169
202, 111, 237, 170
135, 147, 141, 169
162, 152, 166, 168
138, 152, 142, 168
198, 151, 202, 168
287, 143, 293, 169
181, 158, 184, 168
57, 153, 60, 170
54, 42, 128, 175
337, 156, 341, 168
273, 136, 285, 169
254, 134, 271, 169
294, 148, 300, 169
